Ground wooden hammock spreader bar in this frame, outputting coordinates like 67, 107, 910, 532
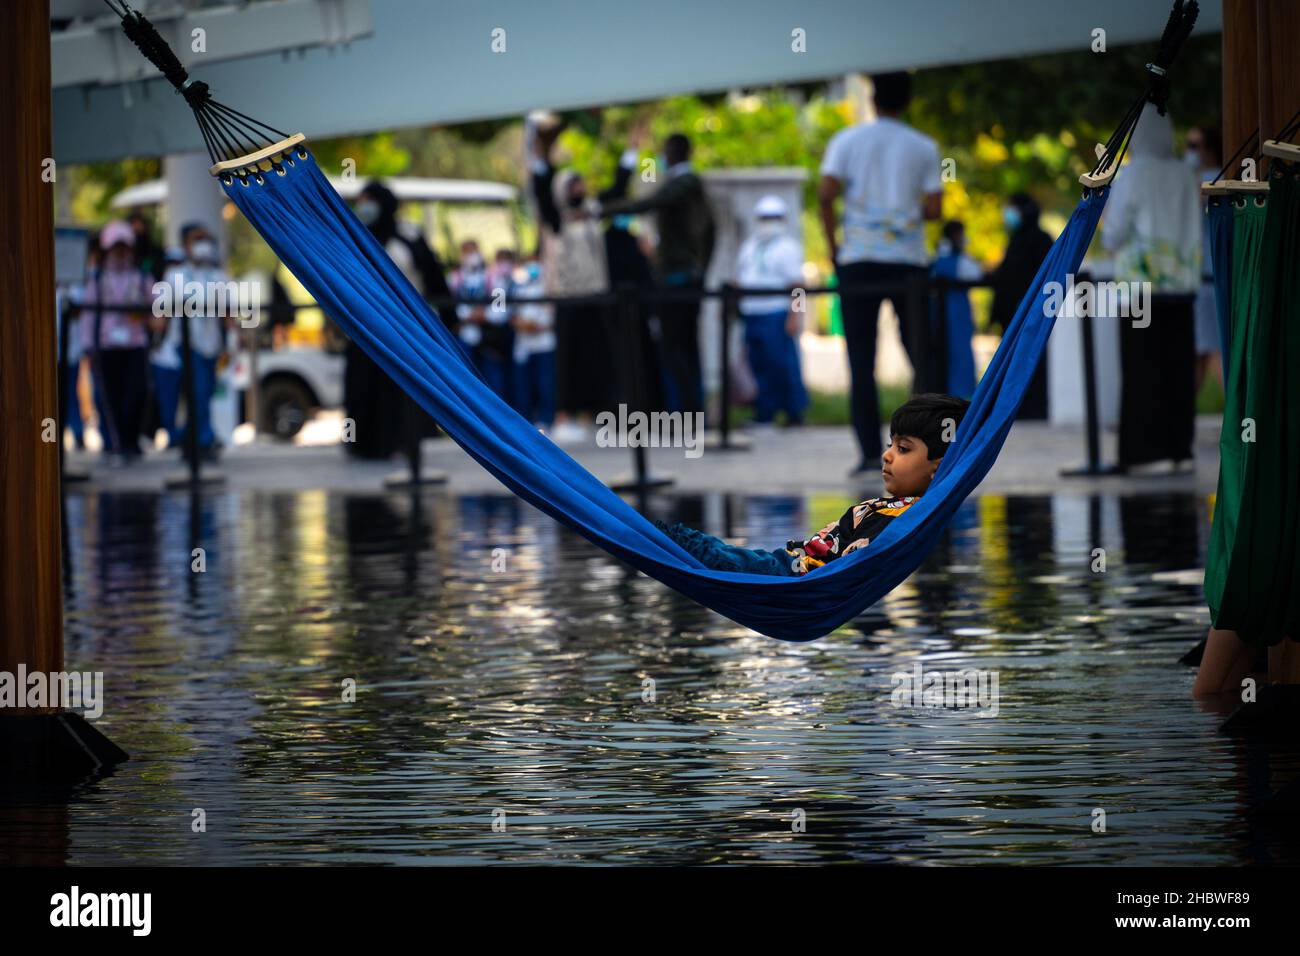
209, 133, 309, 178
1262, 139, 1300, 162
1201, 179, 1271, 195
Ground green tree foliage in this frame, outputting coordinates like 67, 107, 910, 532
64, 33, 1222, 296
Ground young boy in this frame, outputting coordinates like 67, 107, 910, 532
654, 394, 969, 576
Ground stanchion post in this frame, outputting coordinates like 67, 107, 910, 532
1079, 306, 1101, 472
1060, 271, 1103, 476
404, 395, 422, 486
905, 271, 932, 393
179, 309, 201, 485
618, 284, 649, 492
719, 283, 735, 449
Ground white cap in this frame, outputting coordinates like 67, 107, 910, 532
754, 194, 788, 219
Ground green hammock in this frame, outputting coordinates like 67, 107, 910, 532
1205, 160, 1300, 645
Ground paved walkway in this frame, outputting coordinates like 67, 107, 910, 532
65, 416, 1225, 498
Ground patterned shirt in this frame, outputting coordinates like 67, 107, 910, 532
784, 496, 917, 575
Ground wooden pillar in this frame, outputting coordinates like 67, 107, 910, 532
0, 0, 61, 706
1223, 1, 1300, 684
0, 4, 126, 782
1223, 0, 1300, 173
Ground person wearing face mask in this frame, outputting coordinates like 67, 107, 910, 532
987, 192, 1054, 419
152, 222, 230, 458
510, 251, 557, 430
734, 195, 808, 428
1101, 103, 1201, 474
596, 132, 666, 417
929, 220, 981, 399
600, 131, 715, 417
450, 241, 513, 398
79, 219, 151, 463
528, 116, 615, 443
1185, 123, 1224, 393
345, 180, 452, 459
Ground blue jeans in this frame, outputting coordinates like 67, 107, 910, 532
655, 519, 799, 577
741, 308, 808, 423
513, 350, 556, 426
156, 354, 216, 448
152, 362, 181, 441
63, 360, 84, 444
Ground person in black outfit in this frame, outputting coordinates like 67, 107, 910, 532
599, 152, 665, 413
343, 179, 451, 459
987, 192, 1054, 420
128, 210, 167, 282
529, 124, 617, 435
601, 133, 716, 415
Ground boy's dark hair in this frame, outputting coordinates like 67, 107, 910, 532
890, 393, 971, 460
871, 71, 913, 113
941, 220, 965, 244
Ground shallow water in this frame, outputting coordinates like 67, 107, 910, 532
7, 488, 1298, 865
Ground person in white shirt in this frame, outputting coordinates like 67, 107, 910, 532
511, 252, 556, 429
735, 195, 808, 427
1185, 123, 1224, 392
152, 222, 230, 457
819, 71, 943, 475
1101, 102, 1202, 474
451, 239, 512, 399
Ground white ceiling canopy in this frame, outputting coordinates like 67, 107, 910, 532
53, 0, 1223, 165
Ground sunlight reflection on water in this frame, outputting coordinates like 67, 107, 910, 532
11, 488, 1294, 865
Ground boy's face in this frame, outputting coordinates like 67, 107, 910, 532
881, 433, 940, 497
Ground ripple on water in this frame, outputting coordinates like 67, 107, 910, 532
13, 489, 1294, 865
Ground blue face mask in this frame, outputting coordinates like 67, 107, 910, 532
1002, 206, 1022, 231
612, 215, 634, 231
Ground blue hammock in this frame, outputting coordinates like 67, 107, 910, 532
221, 150, 1107, 642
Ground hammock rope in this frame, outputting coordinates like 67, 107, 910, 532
1088, 0, 1200, 183
101, 0, 1201, 642
100, 0, 293, 174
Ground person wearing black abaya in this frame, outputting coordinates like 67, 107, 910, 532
343, 180, 451, 459
988, 193, 1054, 420
599, 153, 665, 413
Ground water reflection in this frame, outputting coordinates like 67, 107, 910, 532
5, 487, 1296, 864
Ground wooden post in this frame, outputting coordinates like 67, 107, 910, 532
0, 0, 61, 709
0, 1, 127, 782
1221, 0, 1300, 685
1223, 0, 1300, 173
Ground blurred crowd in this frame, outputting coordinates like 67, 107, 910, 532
63, 211, 233, 466
65, 72, 1222, 475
